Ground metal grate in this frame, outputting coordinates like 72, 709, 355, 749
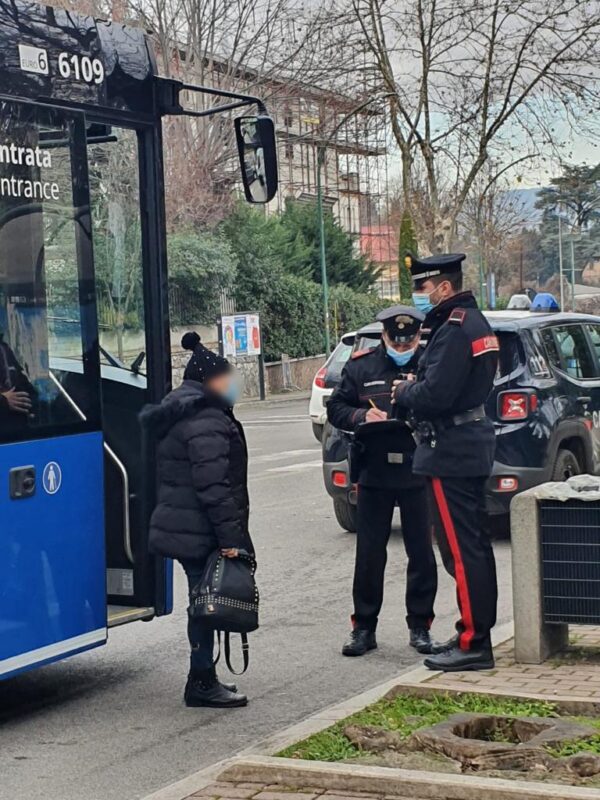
539, 500, 600, 624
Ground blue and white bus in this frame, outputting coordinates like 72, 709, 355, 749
0, 0, 277, 680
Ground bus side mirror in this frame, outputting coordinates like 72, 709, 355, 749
234, 115, 278, 204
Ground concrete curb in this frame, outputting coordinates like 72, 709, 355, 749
239, 392, 310, 409
140, 622, 517, 800
220, 755, 600, 800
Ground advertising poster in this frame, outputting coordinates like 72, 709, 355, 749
247, 314, 261, 356
220, 313, 261, 358
221, 315, 236, 357
234, 315, 248, 355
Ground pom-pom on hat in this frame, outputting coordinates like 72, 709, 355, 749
182, 331, 231, 384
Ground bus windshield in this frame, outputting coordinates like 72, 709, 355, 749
0, 100, 100, 442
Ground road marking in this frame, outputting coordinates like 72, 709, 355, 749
252, 449, 319, 463
265, 459, 322, 473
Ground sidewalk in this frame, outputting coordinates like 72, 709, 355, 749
186, 782, 413, 800
144, 624, 600, 800
239, 390, 311, 408
419, 626, 600, 705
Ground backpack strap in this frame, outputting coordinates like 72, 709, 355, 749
224, 632, 250, 675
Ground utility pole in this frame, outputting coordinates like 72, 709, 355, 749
570, 235, 576, 312
316, 145, 331, 354
558, 213, 565, 310
519, 241, 524, 290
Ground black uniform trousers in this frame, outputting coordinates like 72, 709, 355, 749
429, 476, 498, 651
352, 483, 437, 632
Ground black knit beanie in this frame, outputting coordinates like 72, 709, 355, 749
181, 332, 231, 383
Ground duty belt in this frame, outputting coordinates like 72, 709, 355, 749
410, 405, 487, 449
438, 404, 487, 429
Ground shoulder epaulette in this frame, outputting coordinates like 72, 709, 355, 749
351, 348, 372, 360
448, 309, 466, 325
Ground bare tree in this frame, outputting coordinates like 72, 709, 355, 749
461, 171, 528, 292
351, 0, 600, 252
124, 0, 354, 227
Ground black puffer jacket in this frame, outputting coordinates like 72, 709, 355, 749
140, 380, 251, 561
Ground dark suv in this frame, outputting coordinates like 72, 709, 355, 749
323, 311, 600, 533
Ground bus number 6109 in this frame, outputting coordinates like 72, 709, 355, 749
58, 52, 104, 85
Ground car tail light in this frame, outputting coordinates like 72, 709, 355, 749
497, 390, 537, 422
497, 476, 519, 492
314, 367, 327, 389
332, 470, 349, 488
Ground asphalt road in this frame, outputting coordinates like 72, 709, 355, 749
0, 399, 513, 800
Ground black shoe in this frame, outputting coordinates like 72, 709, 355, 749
429, 634, 459, 655
342, 628, 377, 657
187, 672, 237, 694
184, 668, 248, 708
424, 642, 495, 672
409, 628, 434, 655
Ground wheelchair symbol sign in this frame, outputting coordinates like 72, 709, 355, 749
42, 462, 62, 495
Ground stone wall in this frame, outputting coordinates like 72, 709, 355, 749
266, 354, 326, 394
171, 348, 325, 398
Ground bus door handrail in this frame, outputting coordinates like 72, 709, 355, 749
48, 372, 134, 564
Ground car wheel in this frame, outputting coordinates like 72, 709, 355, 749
312, 421, 323, 443
551, 448, 582, 482
333, 496, 357, 533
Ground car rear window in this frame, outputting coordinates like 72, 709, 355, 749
494, 332, 524, 379
352, 335, 380, 354
328, 341, 353, 367
541, 325, 596, 379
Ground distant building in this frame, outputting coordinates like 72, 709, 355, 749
360, 225, 399, 298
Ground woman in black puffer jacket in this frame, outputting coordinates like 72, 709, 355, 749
140, 332, 252, 709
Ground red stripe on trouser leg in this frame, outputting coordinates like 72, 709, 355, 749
432, 478, 475, 651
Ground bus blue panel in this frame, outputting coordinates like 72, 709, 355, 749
0, 432, 107, 679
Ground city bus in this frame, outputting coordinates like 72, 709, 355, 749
0, 0, 278, 680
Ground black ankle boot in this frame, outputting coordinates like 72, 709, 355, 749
424, 641, 494, 672
184, 667, 247, 708
409, 628, 434, 654
342, 628, 377, 657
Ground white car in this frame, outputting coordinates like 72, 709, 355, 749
309, 332, 355, 441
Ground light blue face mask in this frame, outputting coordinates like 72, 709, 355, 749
223, 376, 242, 407
412, 292, 434, 314
386, 346, 417, 367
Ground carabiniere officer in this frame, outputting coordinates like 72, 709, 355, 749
393, 253, 499, 672
327, 306, 438, 658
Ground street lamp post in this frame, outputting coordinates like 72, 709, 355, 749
316, 145, 331, 355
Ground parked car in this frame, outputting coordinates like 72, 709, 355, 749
309, 325, 382, 441
323, 311, 600, 534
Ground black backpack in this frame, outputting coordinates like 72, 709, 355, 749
188, 549, 259, 674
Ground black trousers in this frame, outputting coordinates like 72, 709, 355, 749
180, 558, 215, 673
352, 483, 437, 631
429, 476, 498, 651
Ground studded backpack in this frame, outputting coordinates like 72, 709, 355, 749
188, 549, 259, 674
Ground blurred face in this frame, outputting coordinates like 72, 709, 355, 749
382, 330, 420, 353
205, 371, 232, 395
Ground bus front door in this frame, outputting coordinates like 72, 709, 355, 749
0, 100, 106, 679
87, 124, 172, 626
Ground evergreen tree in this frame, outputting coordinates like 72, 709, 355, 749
398, 212, 418, 300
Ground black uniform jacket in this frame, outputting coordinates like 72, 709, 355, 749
140, 380, 253, 562
394, 292, 498, 478
327, 343, 423, 488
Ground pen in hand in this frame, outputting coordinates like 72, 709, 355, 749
366, 398, 388, 422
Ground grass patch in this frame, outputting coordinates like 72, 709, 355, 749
278, 692, 559, 762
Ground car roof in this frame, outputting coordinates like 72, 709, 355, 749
356, 321, 383, 335
485, 310, 600, 331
